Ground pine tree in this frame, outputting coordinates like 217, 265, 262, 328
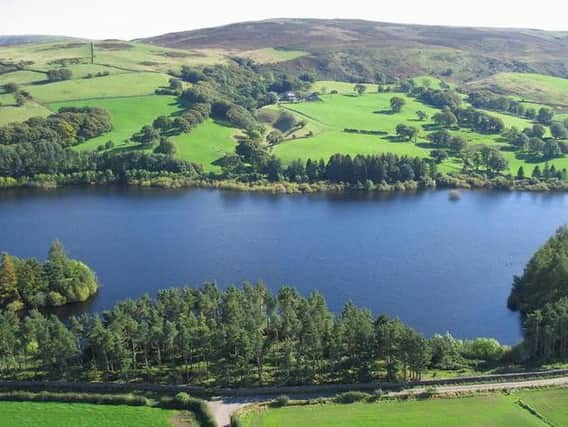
0, 253, 19, 306
45, 240, 68, 290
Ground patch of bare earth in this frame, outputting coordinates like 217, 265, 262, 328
169, 411, 195, 427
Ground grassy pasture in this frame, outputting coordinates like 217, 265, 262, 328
468, 72, 568, 108
92, 42, 229, 72
0, 102, 51, 126
239, 48, 309, 64
515, 387, 568, 426
172, 119, 238, 171
0, 41, 228, 73
412, 75, 453, 89
241, 393, 547, 427
273, 130, 432, 164
0, 41, 91, 65
283, 93, 439, 132
49, 95, 181, 152
27, 72, 170, 103
0, 70, 46, 86
0, 401, 178, 427
50, 97, 238, 170
271, 85, 568, 174
272, 92, 446, 167
311, 81, 378, 95
60, 63, 126, 79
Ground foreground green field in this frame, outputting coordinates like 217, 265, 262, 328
516, 388, 568, 426
242, 390, 566, 427
0, 401, 179, 427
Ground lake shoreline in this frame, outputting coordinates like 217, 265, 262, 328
2, 173, 568, 194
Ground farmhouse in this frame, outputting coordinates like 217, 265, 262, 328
281, 91, 299, 102
306, 92, 322, 102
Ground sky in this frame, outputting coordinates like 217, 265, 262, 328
2, 0, 567, 40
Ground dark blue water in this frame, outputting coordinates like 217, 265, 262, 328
1, 187, 567, 344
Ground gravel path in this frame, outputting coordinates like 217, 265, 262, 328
208, 396, 266, 427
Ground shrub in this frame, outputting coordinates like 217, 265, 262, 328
230, 415, 245, 427
421, 386, 438, 398
0, 391, 149, 406
272, 394, 290, 407
373, 388, 385, 399
160, 394, 216, 427
335, 391, 372, 404
274, 112, 297, 132
175, 392, 191, 405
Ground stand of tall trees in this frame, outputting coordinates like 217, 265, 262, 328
0, 283, 505, 385
509, 226, 568, 360
0, 107, 111, 147
0, 241, 98, 311
224, 141, 436, 186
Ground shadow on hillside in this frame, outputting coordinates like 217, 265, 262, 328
111, 143, 146, 153
515, 151, 563, 164
416, 142, 434, 149
28, 79, 56, 86
373, 109, 395, 115
500, 145, 518, 153
422, 124, 443, 131
384, 135, 409, 143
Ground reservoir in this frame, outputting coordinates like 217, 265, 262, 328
1, 187, 566, 344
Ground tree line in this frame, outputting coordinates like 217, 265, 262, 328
0, 142, 202, 179
0, 107, 111, 147
468, 92, 554, 125
508, 226, 568, 360
0, 241, 98, 311
0, 283, 506, 385
223, 142, 436, 187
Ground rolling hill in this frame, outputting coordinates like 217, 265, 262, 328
143, 19, 568, 82
0, 35, 83, 46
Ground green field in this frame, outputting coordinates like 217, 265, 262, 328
516, 388, 568, 426
0, 70, 46, 85
27, 72, 170, 103
0, 40, 302, 75
50, 95, 181, 151
0, 401, 178, 427
242, 392, 554, 427
269, 85, 568, 174
311, 81, 378, 95
0, 101, 51, 125
172, 119, 238, 171
469, 72, 568, 108
239, 48, 309, 64
49, 97, 237, 169
272, 92, 450, 169
0, 41, 228, 73
2, 41, 568, 177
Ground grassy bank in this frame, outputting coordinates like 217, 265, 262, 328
0, 401, 179, 427
240, 387, 568, 427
